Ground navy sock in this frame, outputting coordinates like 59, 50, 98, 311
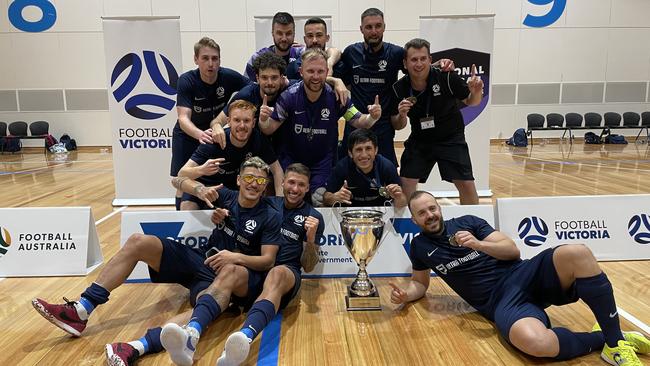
575, 272, 623, 347
144, 327, 163, 354
552, 327, 605, 360
80, 282, 110, 308
187, 294, 222, 336
175, 196, 181, 211
241, 300, 277, 341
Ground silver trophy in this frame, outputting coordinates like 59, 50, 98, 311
339, 209, 386, 311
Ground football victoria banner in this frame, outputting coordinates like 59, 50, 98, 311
0, 207, 102, 277
497, 195, 650, 260
420, 15, 494, 198
102, 17, 181, 206
120, 205, 493, 281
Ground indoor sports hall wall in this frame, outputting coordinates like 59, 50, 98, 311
1, 0, 649, 146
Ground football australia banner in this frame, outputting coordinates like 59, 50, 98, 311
419, 15, 494, 198
0, 207, 102, 277
102, 17, 181, 205
497, 195, 650, 260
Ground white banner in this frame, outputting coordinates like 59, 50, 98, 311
0, 207, 102, 277
254, 16, 333, 51
102, 17, 181, 206
120, 205, 494, 281
497, 195, 650, 260
419, 15, 494, 198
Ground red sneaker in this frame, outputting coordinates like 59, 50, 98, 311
31, 297, 87, 336
105, 342, 140, 366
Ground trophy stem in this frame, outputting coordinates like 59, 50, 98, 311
350, 259, 375, 297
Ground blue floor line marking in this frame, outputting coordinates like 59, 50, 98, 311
256, 311, 282, 366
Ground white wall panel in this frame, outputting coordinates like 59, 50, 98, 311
492, 29, 520, 84
339, 0, 385, 31
605, 29, 650, 81
293, 0, 339, 30
565, 0, 611, 28
385, 0, 429, 30
611, 0, 650, 27
59, 33, 107, 89
0, 0, 11, 32
51, 0, 103, 32
560, 28, 608, 82
428, 0, 476, 16
200, 0, 247, 31
517, 28, 562, 83
103, 0, 152, 17
246, 0, 293, 31
10, 33, 64, 89
152, 0, 200, 31
477, 0, 521, 29
0, 35, 15, 89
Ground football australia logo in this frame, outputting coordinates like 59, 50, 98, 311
518, 216, 549, 247
0, 227, 12, 257
111, 50, 179, 120
628, 214, 650, 245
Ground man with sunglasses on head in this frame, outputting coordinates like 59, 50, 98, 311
32, 157, 282, 366
177, 100, 283, 210
323, 129, 406, 208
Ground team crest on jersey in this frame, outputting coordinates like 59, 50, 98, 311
193, 106, 202, 113
294, 215, 305, 226
245, 219, 257, 233
321, 108, 330, 120
432, 83, 441, 96
353, 75, 360, 84
378, 60, 387, 71
294, 124, 303, 134
435, 264, 447, 275
216, 86, 225, 98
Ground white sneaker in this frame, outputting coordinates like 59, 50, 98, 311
160, 323, 199, 366
216, 331, 252, 366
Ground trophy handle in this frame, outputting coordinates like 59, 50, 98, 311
380, 200, 399, 238
329, 201, 343, 234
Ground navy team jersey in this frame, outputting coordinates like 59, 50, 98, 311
266, 197, 325, 271
391, 66, 470, 143
176, 68, 250, 131
409, 215, 521, 316
222, 84, 266, 119
189, 129, 277, 189
286, 57, 345, 81
325, 154, 400, 207
207, 188, 282, 256
334, 42, 405, 164
244, 46, 305, 80
271, 82, 361, 168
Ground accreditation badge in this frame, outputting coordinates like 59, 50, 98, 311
420, 116, 435, 130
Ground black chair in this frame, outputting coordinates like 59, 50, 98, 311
564, 113, 583, 141
29, 120, 50, 136
622, 112, 640, 127
8, 121, 28, 136
604, 112, 622, 127
636, 112, 650, 142
584, 112, 602, 127
526, 113, 545, 145
0, 121, 6, 153
546, 113, 564, 128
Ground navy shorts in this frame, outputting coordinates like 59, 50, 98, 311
170, 123, 200, 177
489, 247, 578, 342
149, 237, 266, 309
278, 265, 302, 311
400, 133, 474, 183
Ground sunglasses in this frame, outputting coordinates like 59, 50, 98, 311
241, 174, 269, 185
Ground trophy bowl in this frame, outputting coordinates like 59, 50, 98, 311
339, 209, 386, 311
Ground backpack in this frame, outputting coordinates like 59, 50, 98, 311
584, 132, 601, 144
60, 133, 77, 151
44, 134, 57, 149
605, 134, 628, 144
3, 136, 22, 152
506, 128, 528, 147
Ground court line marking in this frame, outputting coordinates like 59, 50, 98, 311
256, 311, 282, 366
618, 306, 650, 335
95, 206, 128, 226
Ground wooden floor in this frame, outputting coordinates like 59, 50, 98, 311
1, 141, 649, 365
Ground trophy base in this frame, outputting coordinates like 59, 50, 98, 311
345, 286, 381, 311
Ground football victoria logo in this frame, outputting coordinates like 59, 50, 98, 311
0, 227, 12, 257
628, 214, 650, 245
111, 50, 179, 120
518, 216, 549, 247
